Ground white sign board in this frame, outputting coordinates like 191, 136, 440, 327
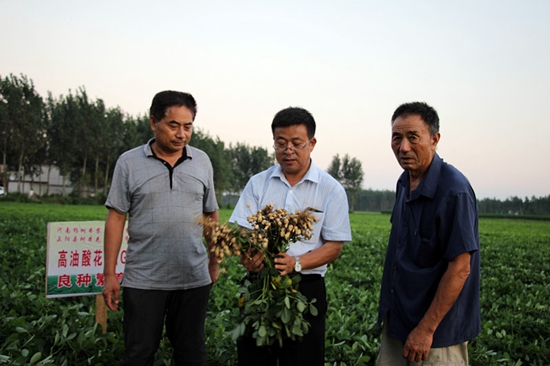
45, 221, 128, 298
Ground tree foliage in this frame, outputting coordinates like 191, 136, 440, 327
227, 142, 274, 194
327, 153, 364, 211
190, 129, 233, 203
0, 74, 277, 202
1, 73, 548, 214
0, 74, 46, 193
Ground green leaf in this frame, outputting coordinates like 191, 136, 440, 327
284, 296, 290, 309
310, 304, 318, 316
231, 323, 244, 341
258, 325, 267, 337
29, 352, 42, 364
292, 324, 304, 336
281, 307, 291, 324
297, 301, 306, 312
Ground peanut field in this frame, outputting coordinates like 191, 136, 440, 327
0, 203, 548, 365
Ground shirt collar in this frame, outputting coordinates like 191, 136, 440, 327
143, 138, 191, 160
398, 153, 442, 200
270, 159, 319, 186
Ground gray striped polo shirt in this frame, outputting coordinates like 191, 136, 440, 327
106, 140, 218, 290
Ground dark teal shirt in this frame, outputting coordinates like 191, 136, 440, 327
378, 154, 481, 347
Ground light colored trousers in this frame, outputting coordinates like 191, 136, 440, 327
376, 321, 469, 366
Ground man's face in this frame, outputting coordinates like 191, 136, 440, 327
391, 114, 440, 177
273, 124, 316, 181
150, 105, 193, 155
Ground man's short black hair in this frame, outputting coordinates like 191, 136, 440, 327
150, 90, 197, 122
271, 107, 316, 139
391, 102, 439, 135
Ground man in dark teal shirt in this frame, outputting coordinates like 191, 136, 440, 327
377, 102, 480, 365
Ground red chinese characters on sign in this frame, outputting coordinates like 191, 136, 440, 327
58, 250, 68, 268
82, 250, 92, 267
57, 274, 72, 288
70, 250, 79, 266
55, 271, 124, 289
93, 250, 102, 266
46, 221, 129, 297
54, 246, 126, 289
57, 248, 126, 268
96, 273, 105, 286
76, 273, 92, 287
55, 225, 103, 246
52, 223, 126, 290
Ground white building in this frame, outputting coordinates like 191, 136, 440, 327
1, 164, 73, 196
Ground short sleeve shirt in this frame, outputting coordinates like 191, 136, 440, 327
229, 160, 352, 276
377, 154, 481, 347
105, 140, 218, 290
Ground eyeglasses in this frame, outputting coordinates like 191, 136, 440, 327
273, 140, 311, 151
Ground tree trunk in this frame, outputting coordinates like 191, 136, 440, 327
94, 154, 99, 197
81, 154, 87, 197
1, 149, 7, 194
46, 164, 51, 196
104, 154, 110, 194
17, 149, 24, 193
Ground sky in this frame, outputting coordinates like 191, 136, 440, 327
1, 0, 549, 200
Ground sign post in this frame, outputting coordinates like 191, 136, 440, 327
96, 294, 108, 334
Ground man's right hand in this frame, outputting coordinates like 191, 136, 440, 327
102, 275, 120, 312
240, 249, 265, 273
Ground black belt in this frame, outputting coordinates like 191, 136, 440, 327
290, 273, 322, 282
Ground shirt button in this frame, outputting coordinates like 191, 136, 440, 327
390, 289, 395, 294
289, 190, 293, 194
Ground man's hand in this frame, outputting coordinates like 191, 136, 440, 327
102, 275, 120, 312
102, 208, 126, 312
241, 249, 265, 273
274, 252, 295, 276
403, 325, 433, 362
401, 251, 472, 362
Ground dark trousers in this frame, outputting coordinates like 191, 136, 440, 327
119, 285, 211, 366
237, 275, 327, 366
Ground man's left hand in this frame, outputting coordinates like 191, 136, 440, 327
402, 326, 433, 362
274, 253, 295, 276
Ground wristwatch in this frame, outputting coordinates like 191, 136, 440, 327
294, 256, 302, 272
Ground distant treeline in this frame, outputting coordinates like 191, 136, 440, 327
3, 73, 547, 217
352, 190, 550, 216
476, 195, 550, 216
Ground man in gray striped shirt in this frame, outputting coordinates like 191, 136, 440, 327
103, 91, 219, 365
230, 107, 352, 366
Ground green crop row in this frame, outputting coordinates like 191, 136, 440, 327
0, 203, 549, 365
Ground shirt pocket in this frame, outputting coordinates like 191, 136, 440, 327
413, 236, 441, 268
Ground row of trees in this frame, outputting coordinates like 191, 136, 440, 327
327, 154, 364, 210
347, 191, 550, 215
477, 195, 550, 216
3, 73, 547, 215
0, 73, 277, 202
